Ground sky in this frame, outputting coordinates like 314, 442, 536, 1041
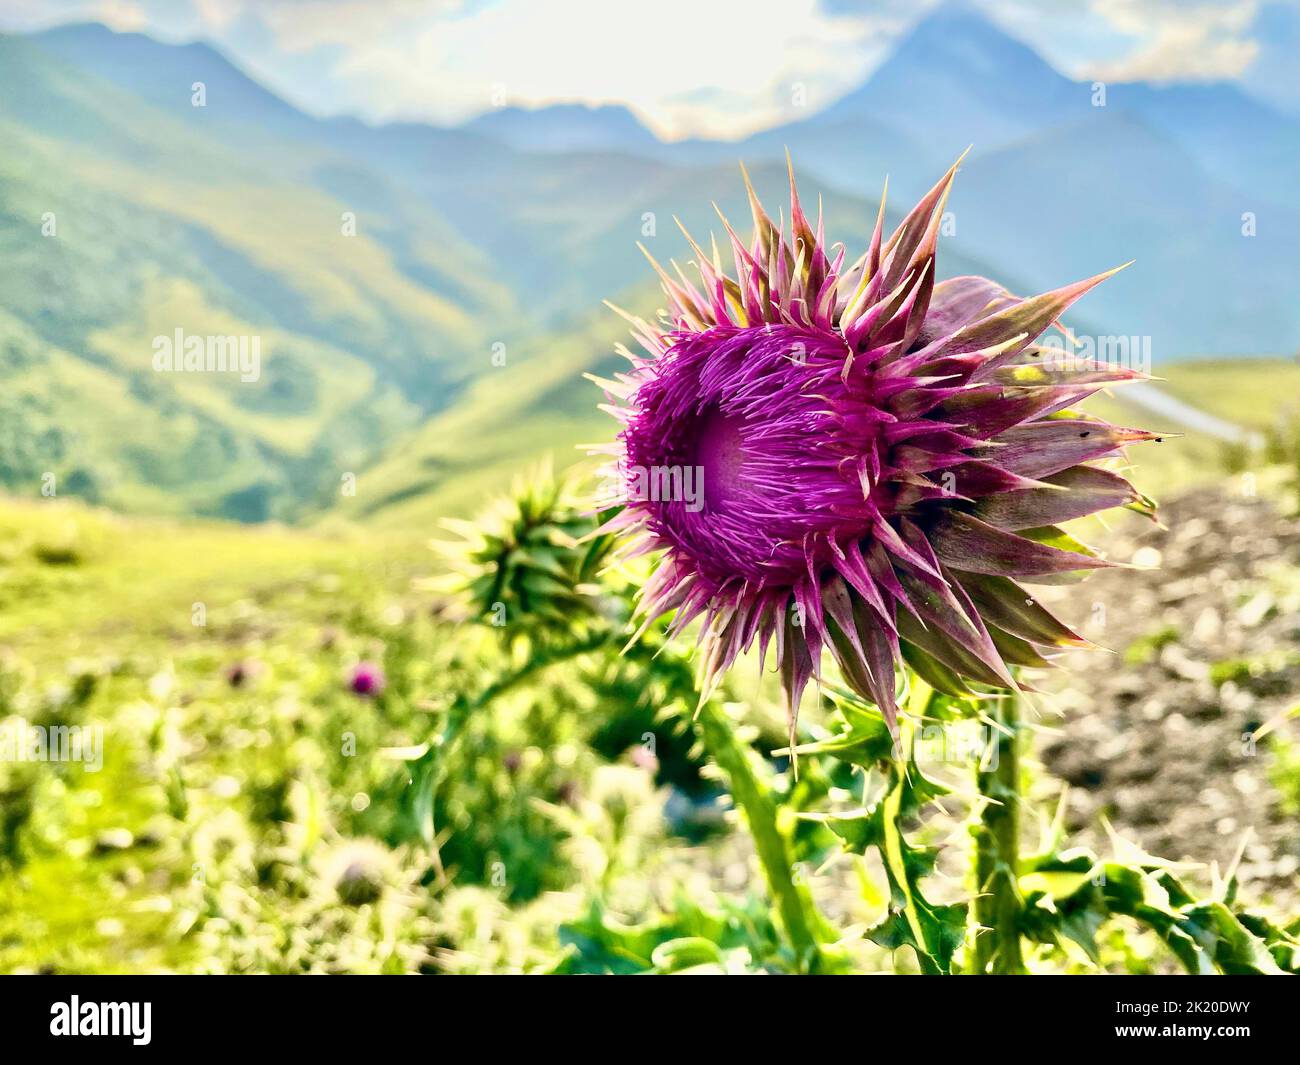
0, 0, 1293, 138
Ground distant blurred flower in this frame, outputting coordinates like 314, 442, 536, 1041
225, 660, 258, 688
347, 662, 385, 698
319, 838, 394, 907
336, 861, 384, 906
595, 157, 1158, 731
629, 744, 658, 773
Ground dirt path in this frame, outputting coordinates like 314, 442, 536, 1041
1124, 383, 1264, 446
1034, 486, 1299, 910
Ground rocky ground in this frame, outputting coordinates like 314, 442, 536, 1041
1035, 484, 1300, 909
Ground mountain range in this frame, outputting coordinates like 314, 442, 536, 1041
0, 5, 1296, 525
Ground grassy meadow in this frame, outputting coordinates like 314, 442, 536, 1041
2, 357, 1298, 974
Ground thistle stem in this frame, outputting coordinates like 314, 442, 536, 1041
971, 691, 1026, 974
694, 702, 824, 973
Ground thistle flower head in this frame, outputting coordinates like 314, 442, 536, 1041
436, 470, 615, 645
595, 157, 1158, 731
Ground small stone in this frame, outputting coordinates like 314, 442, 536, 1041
1191, 607, 1221, 644
1160, 645, 1210, 682
1158, 578, 1197, 604
1132, 546, 1163, 569
1238, 591, 1274, 628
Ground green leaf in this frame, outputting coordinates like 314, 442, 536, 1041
821, 742, 964, 974
650, 937, 726, 972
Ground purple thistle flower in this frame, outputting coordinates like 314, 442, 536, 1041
348, 661, 385, 698
594, 156, 1158, 733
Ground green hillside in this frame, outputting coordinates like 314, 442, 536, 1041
0, 34, 510, 522
4, 25, 1296, 533
0, 32, 903, 525
323, 294, 645, 531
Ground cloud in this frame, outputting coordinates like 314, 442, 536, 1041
0, 0, 147, 30
234, 0, 898, 139
1084, 0, 1261, 81
95, 0, 146, 28
199, 0, 468, 53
